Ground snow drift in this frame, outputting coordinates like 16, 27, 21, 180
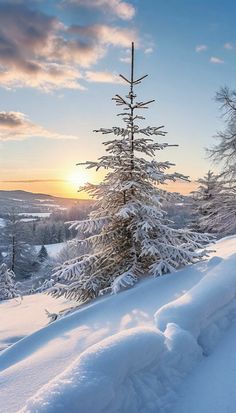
18, 325, 201, 413
1, 237, 236, 413
155, 254, 236, 353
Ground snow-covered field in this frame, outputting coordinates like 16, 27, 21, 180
35, 242, 65, 258
18, 212, 52, 218
0, 236, 236, 413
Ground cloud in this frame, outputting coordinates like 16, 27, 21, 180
224, 42, 234, 50
210, 56, 224, 64
144, 47, 153, 54
84, 70, 122, 83
63, 0, 135, 20
1, 179, 66, 183
195, 44, 208, 52
0, 3, 137, 90
0, 111, 78, 141
120, 56, 131, 63
69, 24, 136, 48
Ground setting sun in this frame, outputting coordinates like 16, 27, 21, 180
67, 169, 89, 189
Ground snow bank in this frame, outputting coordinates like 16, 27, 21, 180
155, 253, 236, 353
18, 325, 201, 413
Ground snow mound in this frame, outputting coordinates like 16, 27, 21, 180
18, 325, 201, 413
155, 253, 236, 353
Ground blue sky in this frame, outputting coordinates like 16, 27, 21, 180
0, 0, 235, 197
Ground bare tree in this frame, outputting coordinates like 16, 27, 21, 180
208, 86, 236, 178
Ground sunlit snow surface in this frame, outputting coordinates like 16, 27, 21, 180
0, 236, 236, 413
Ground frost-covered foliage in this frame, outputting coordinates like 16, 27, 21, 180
191, 171, 236, 236
208, 87, 236, 179
0, 263, 20, 301
49, 43, 211, 304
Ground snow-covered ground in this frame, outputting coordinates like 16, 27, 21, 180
18, 212, 51, 218
0, 295, 68, 351
35, 242, 65, 258
0, 236, 236, 413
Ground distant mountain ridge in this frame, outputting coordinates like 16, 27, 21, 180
0, 190, 92, 214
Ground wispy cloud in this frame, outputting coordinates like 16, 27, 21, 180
195, 44, 208, 53
0, 3, 137, 91
144, 47, 153, 54
120, 56, 131, 63
224, 42, 234, 50
0, 179, 66, 183
63, 0, 135, 20
0, 111, 78, 141
84, 71, 122, 83
210, 56, 224, 64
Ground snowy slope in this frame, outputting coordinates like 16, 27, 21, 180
0, 295, 69, 351
0, 236, 236, 413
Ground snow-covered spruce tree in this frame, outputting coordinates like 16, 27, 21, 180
197, 181, 236, 236
37, 245, 48, 263
190, 171, 221, 232
0, 263, 20, 301
49, 43, 211, 304
2, 211, 38, 280
208, 86, 236, 179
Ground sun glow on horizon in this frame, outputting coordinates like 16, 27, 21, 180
67, 170, 89, 189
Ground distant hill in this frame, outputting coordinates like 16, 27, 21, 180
0, 190, 92, 214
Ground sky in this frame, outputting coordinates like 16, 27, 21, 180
0, 0, 236, 198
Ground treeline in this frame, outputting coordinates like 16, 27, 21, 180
0, 203, 92, 280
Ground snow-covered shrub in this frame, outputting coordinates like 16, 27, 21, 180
0, 263, 20, 301
49, 43, 211, 304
